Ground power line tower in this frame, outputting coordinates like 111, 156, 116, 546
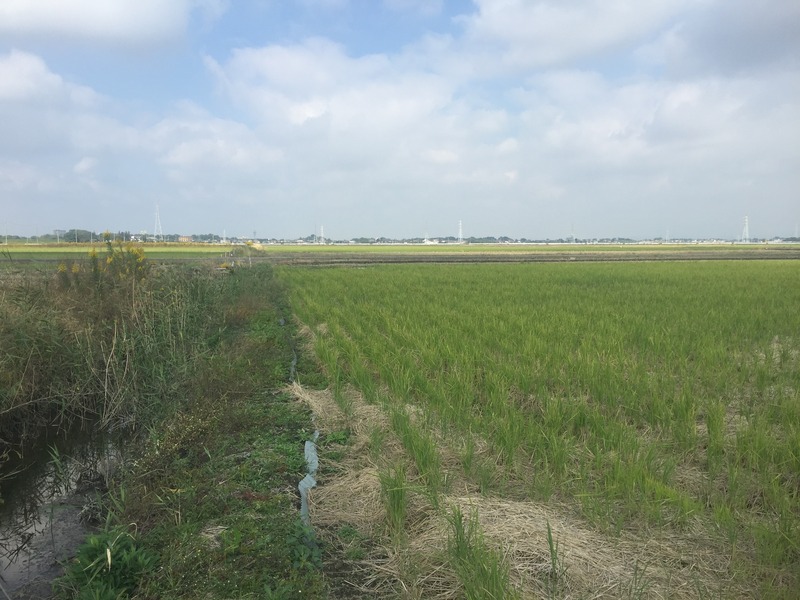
154, 205, 164, 242
742, 216, 750, 244
458, 220, 463, 244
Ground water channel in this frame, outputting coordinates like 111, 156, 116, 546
0, 427, 120, 598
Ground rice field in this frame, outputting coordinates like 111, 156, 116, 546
280, 260, 800, 598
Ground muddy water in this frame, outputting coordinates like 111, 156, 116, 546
0, 430, 119, 598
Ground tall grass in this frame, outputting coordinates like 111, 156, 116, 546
0, 241, 267, 460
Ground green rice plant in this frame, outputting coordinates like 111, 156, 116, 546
368, 425, 387, 461
461, 435, 476, 474
705, 399, 726, 475
379, 463, 409, 538
544, 520, 567, 599
390, 406, 444, 504
280, 260, 800, 593
624, 559, 651, 599
331, 368, 354, 418
447, 506, 519, 600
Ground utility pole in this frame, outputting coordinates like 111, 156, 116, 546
154, 205, 163, 242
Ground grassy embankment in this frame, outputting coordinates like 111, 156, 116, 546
280, 260, 800, 599
1, 241, 328, 598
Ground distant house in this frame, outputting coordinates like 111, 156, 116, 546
178, 235, 193, 243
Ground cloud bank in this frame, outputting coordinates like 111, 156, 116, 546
1, 0, 798, 239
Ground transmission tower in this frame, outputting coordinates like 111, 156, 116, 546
154, 205, 164, 242
742, 216, 750, 244
458, 220, 463, 244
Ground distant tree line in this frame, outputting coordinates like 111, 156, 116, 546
2, 229, 797, 245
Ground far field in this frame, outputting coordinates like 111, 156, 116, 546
280, 259, 800, 598
3, 241, 799, 267
0, 242, 237, 264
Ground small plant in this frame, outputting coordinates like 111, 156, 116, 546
287, 519, 322, 571
624, 559, 651, 599
544, 520, 567, 599
338, 524, 368, 560
325, 429, 351, 446
447, 506, 518, 600
55, 528, 157, 599
263, 580, 296, 600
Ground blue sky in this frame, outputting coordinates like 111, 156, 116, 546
1, 0, 798, 240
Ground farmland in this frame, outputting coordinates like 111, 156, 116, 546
281, 260, 800, 598
0, 242, 239, 267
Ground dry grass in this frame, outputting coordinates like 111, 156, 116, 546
290, 383, 756, 599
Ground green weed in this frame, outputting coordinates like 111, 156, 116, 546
54, 528, 157, 599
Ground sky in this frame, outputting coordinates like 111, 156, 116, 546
1, 0, 798, 241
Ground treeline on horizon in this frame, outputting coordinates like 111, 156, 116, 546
3, 229, 797, 245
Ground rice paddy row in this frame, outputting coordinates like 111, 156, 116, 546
281, 260, 800, 598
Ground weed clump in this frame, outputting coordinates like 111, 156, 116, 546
54, 528, 157, 599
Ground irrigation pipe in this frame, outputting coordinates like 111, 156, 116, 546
299, 431, 319, 525
280, 314, 319, 526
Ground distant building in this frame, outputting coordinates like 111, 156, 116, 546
178, 235, 193, 243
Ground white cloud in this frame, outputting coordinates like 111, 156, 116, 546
0, 0, 193, 43
423, 148, 459, 164
1, 3, 797, 239
207, 39, 452, 135
0, 50, 62, 101
460, 0, 695, 71
192, 0, 229, 25
148, 110, 283, 178
210, 39, 387, 95
0, 50, 109, 161
0, 50, 98, 106
495, 138, 518, 154
73, 156, 97, 174
0, 160, 42, 191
